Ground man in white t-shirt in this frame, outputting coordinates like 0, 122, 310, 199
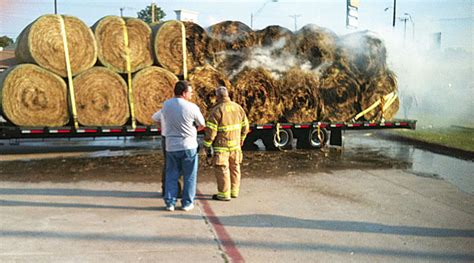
153, 80, 205, 212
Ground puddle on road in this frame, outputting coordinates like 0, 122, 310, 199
1, 133, 472, 194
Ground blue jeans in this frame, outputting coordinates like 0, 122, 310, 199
164, 148, 198, 207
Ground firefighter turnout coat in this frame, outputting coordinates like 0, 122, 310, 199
203, 96, 249, 152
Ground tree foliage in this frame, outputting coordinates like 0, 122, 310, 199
0, 36, 13, 48
137, 4, 166, 24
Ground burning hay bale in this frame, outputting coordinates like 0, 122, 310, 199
360, 69, 399, 121
15, 14, 97, 77
338, 31, 387, 79
255, 25, 296, 56
207, 21, 256, 72
132, 66, 178, 125
92, 16, 153, 74
189, 65, 232, 117
73, 67, 129, 126
0, 64, 68, 126
295, 24, 338, 70
231, 67, 282, 124
152, 20, 206, 75
279, 68, 320, 123
318, 62, 361, 122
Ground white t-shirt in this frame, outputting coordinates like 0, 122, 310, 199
152, 98, 205, 152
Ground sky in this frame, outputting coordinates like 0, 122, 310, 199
0, 0, 472, 51
0, 0, 473, 123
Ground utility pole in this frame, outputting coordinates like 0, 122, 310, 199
54, 0, 57, 14
151, 1, 156, 23
120, 7, 124, 17
392, 0, 397, 27
399, 16, 408, 44
289, 14, 301, 31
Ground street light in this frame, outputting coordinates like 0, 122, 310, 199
404, 12, 415, 40
250, 0, 278, 29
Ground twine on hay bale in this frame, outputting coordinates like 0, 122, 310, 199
73, 67, 129, 126
0, 64, 68, 127
92, 16, 153, 74
132, 66, 178, 125
15, 14, 97, 77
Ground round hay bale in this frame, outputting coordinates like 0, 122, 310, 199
73, 67, 129, 126
360, 69, 399, 121
152, 20, 204, 75
338, 31, 387, 79
92, 16, 153, 74
295, 24, 338, 69
15, 14, 97, 77
189, 65, 232, 117
0, 64, 68, 127
279, 68, 320, 123
207, 21, 256, 70
208, 20, 256, 51
231, 67, 281, 124
255, 25, 296, 55
318, 62, 361, 122
132, 66, 179, 125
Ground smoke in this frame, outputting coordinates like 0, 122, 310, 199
228, 37, 325, 80
378, 28, 474, 127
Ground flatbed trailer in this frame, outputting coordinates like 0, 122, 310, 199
0, 119, 416, 150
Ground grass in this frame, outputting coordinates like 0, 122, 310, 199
390, 126, 474, 152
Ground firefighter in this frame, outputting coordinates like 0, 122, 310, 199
203, 86, 249, 201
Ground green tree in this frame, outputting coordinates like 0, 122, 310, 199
137, 4, 166, 24
0, 36, 13, 48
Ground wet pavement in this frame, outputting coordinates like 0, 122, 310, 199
1, 132, 473, 262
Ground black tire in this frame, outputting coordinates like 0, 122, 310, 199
242, 132, 259, 151
297, 128, 328, 149
263, 128, 293, 151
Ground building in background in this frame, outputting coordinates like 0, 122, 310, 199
174, 9, 198, 23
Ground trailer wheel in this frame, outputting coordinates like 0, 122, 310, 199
297, 128, 328, 149
263, 128, 293, 150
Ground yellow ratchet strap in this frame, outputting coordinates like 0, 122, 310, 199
353, 91, 395, 121
58, 15, 78, 129
276, 123, 281, 143
317, 123, 322, 143
121, 18, 136, 129
179, 21, 188, 80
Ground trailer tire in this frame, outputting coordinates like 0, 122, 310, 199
263, 128, 293, 151
297, 128, 328, 149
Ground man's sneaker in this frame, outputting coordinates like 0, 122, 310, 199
212, 194, 231, 201
182, 203, 194, 212
166, 205, 175, 211
231, 195, 238, 199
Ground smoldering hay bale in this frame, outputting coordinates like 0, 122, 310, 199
189, 65, 232, 117
15, 14, 97, 77
231, 67, 282, 124
152, 20, 205, 75
207, 21, 256, 71
183, 21, 211, 69
338, 31, 387, 78
318, 62, 361, 122
92, 16, 153, 74
208, 20, 256, 52
132, 66, 178, 125
360, 69, 399, 121
295, 24, 338, 69
279, 68, 320, 123
255, 25, 296, 55
0, 64, 68, 126
73, 67, 129, 126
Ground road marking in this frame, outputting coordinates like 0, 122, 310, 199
197, 190, 245, 262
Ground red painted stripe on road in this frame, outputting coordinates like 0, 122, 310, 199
197, 190, 245, 263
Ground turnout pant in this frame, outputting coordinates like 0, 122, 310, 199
213, 150, 243, 198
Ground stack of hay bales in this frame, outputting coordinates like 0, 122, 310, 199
1, 14, 399, 127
